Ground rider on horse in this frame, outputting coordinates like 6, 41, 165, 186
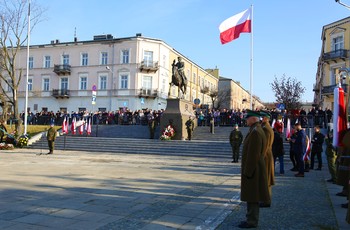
175, 57, 187, 85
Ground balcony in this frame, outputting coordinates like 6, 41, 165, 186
53, 64, 71, 75
313, 83, 320, 92
139, 88, 158, 98
322, 49, 349, 63
321, 84, 348, 95
139, 61, 159, 73
52, 89, 70, 98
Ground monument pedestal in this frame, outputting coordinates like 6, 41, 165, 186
159, 98, 195, 140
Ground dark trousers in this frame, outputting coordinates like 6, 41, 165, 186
48, 140, 54, 153
290, 150, 297, 169
246, 202, 259, 226
296, 152, 304, 174
310, 150, 322, 169
187, 129, 192, 140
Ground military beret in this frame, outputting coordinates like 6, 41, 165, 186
245, 109, 261, 119
260, 110, 271, 119
234, 123, 238, 127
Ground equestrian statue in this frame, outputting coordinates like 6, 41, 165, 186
169, 56, 187, 98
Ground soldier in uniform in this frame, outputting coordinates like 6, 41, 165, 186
46, 123, 57, 154
325, 129, 337, 183
342, 129, 350, 223
147, 111, 156, 139
259, 110, 275, 208
229, 124, 243, 163
238, 109, 269, 229
310, 125, 325, 170
185, 116, 194, 140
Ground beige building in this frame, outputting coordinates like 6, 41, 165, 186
9, 34, 218, 113
218, 77, 264, 110
314, 17, 350, 111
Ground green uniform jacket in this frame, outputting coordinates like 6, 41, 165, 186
47, 127, 57, 141
229, 130, 243, 147
241, 122, 269, 203
262, 121, 275, 187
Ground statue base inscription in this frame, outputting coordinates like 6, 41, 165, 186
159, 98, 195, 140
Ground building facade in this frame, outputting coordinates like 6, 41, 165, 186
9, 34, 218, 114
314, 17, 350, 111
218, 77, 264, 110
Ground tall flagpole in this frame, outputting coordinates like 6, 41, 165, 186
24, 0, 31, 134
250, 5, 253, 110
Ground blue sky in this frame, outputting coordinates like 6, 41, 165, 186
31, 0, 350, 103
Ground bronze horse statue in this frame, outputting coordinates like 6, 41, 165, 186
169, 60, 187, 98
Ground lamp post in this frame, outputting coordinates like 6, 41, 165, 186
24, 0, 31, 135
335, 0, 350, 9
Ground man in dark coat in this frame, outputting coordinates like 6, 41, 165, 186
310, 125, 325, 170
229, 124, 243, 163
238, 109, 269, 228
185, 116, 194, 140
291, 123, 306, 177
47, 123, 57, 154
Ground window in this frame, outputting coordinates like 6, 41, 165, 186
120, 74, 128, 89
99, 75, 107, 90
28, 78, 33, 91
193, 73, 196, 84
333, 36, 344, 51
81, 53, 88, 66
43, 78, 50, 91
29, 57, 34, 69
44, 56, 51, 68
61, 78, 68, 90
80, 76, 87, 90
101, 52, 108, 65
143, 51, 153, 66
122, 50, 129, 64
142, 76, 152, 95
62, 54, 69, 65
161, 78, 166, 93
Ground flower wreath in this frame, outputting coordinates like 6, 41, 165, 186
160, 124, 175, 140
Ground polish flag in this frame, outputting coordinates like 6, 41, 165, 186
71, 117, 76, 135
62, 116, 68, 134
285, 118, 291, 139
79, 121, 84, 135
303, 135, 311, 161
87, 118, 92, 135
271, 119, 276, 130
219, 8, 252, 44
333, 86, 347, 147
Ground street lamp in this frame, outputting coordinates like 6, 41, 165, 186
335, 0, 350, 9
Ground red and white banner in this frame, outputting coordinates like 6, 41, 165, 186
285, 118, 291, 139
79, 120, 84, 135
71, 117, 76, 135
333, 86, 347, 147
62, 116, 68, 134
219, 7, 252, 44
87, 118, 92, 135
303, 135, 311, 161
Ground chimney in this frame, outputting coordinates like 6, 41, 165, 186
136, 33, 142, 37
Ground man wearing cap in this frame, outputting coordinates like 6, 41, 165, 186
229, 124, 243, 163
238, 109, 269, 228
46, 123, 57, 154
291, 123, 307, 177
260, 110, 275, 208
185, 115, 195, 140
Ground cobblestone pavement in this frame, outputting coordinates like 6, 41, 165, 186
1, 133, 349, 229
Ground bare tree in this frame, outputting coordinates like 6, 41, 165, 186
0, 0, 43, 134
270, 74, 306, 110
216, 88, 231, 109
209, 89, 218, 109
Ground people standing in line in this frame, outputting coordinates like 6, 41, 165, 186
259, 110, 275, 208
229, 124, 243, 163
198, 111, 205, 126
325, 129, 337, 183
310, 125, 325, 170
0, 120, 7, 143
147, 111, 156, 139
46, 123, 57, 154
273, 118, 283, 135
238, 109, 269, 229
291, 123, 307, 177
185, 116, 194, 141
272, 128, 285, 175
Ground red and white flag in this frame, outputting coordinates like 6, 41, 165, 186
303, 135, 311, 161
271, 119, 276, 130
333, 86, 347, 147
285, 118, 291, 139
62, 116, 68, 134
219, 7, 252, 44
79, 120, 84, 135
71, 117, 76, 135
87, 118, 92, 135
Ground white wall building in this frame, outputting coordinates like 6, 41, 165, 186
12, 34, 218, 114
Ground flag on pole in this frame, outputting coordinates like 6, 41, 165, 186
271, 119, 276, 130
87, 118, 92, 135
219, 7, 252, 44
79, 120, 84, 135
303, 135, 311, 161
333, 86, 347, 147
62, 116, 68, 134
285, 118, 291, 139
71, 117, 76, 135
